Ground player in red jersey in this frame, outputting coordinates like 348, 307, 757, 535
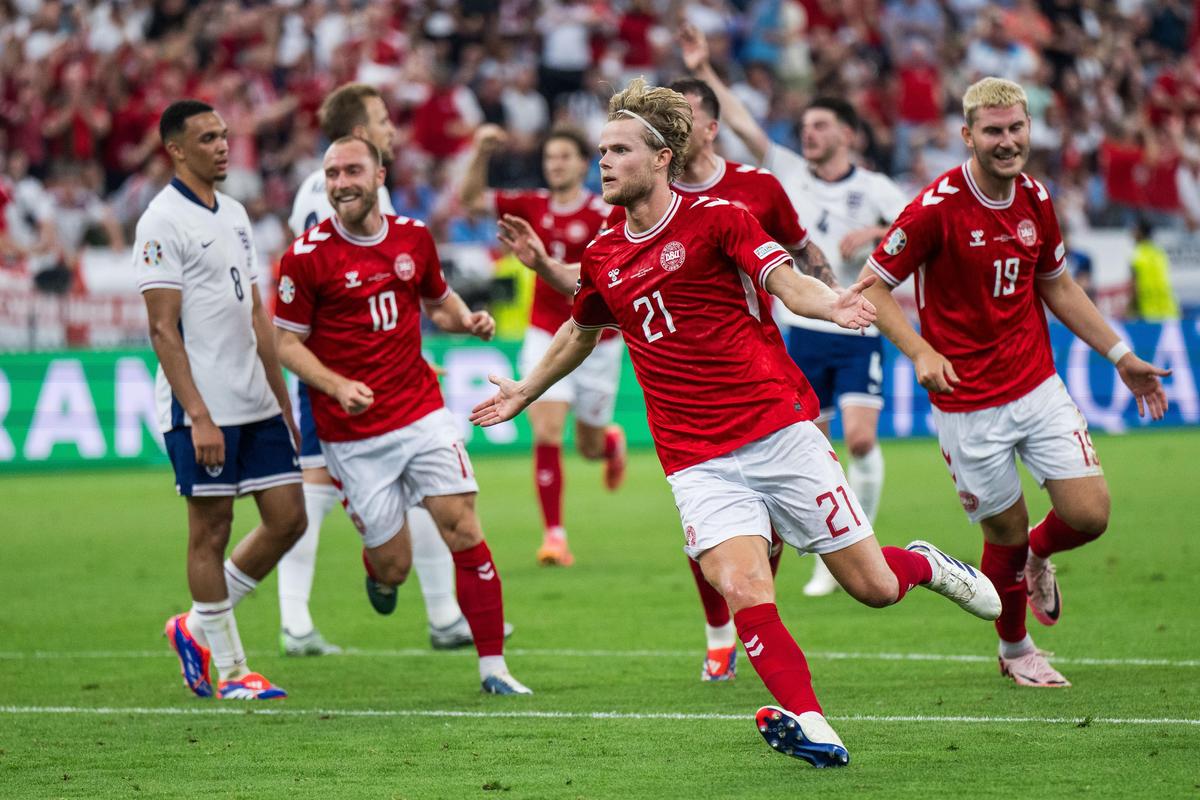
495, 77, 836, 683
274, 137, 531, 696
863, 78, 1170, 688
472, 79, 999, 765
460, 124, 626, 567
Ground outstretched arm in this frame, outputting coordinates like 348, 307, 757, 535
459, 124, 508, 216
497, 213, 581, 295
678, 21, 771, 165
791, 240, 838, 288
765, 262, 876, 329
470, 321, 601, 426
1037, 270, 1170, 419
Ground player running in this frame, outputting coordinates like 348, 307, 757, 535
863, 77, 1170, 688
137, 100, 304, 700
283, 82, 477, 656
472, 79, 999, 764
275, 136, 530, 696
460, 124, 625, 567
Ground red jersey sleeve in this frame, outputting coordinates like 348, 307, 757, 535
1030, 179, 1067, 280
493, 190, 531, 219
571, 246, 619, 329
713, 202, 794, 290
273, 244, 316, 335
760, 174, 809, 248
414, 226, 451, 303
866, 197, 940, 288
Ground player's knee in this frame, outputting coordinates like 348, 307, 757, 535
375, 557, 411, 587
577, 436, 604, 460
846, 575, 898, 608
846, 433, 877, 459
435, 504, 484, 551
716, 574, 773, 614
191, 508, 234, 551
1063, 496, 1110, 539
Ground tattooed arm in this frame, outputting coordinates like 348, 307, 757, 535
790, 241, 838, 289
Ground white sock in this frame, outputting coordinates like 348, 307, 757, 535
479, 654, 507, 680
224, 558, 259, 607
847, 444, 885, 523
409, 506, 463, 629
999, 634, 1035, 659
278, 483, 339, 636
192, 599, 247, 681
705, 621, 736, 650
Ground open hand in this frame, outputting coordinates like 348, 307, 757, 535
829, 274, 878, 330
1116, 354, 1171, 420
469, 375, 530, 427
497, 214, 548, 270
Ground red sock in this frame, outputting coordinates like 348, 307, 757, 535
1029, 510, 1098, 559
452, 541, 505, 657
603, 427, 621, 458
687, 557, 731, 627
769, 530, 783, 577
881, 546, 933, 602
733, 603, 822, 715
534, 444, 563, 531
981, 542, 1028, 643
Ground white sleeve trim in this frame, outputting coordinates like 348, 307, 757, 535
757, 253, 793, 289
793, 233, 810, 249
138, 280, 183, 292
273, 317, 311, 334
1036, 263, 1067, 280
866, 256, 902, 287
420, 286, 453, 305
571, 317, 621, 331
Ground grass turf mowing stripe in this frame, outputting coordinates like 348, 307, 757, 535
1, 705, 1198, 725
1, 647, 1197, 668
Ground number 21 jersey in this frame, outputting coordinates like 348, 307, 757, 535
274, 214, 449, 442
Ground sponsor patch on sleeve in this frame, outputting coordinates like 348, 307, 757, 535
754, 241, 785, 260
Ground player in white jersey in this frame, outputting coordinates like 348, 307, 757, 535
280, 83, 476, 656
680, 24, 903, 597
137, 100, 305, 700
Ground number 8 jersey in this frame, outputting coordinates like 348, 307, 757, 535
134, 179, 279, 432
866, 163, 1067, 412
274, 213, 449, 442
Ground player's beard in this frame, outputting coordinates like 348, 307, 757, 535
978, 144, 1027, 181
603, 170, 655, 207
334, 187, 379, 227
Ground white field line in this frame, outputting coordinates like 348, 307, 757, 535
0, 647, 1196, 668
0, 706, 1198, 726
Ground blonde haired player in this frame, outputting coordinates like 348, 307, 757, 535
474, 78, 1000, 765
863, 77, 1170, 687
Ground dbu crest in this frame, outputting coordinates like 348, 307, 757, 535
660, 241, 686, 272
394, 253, 416, 281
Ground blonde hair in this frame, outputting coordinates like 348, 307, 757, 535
963, 77, 1029, 125
608, 77, 692, 182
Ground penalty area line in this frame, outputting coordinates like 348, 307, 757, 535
1, 706, 1198, 726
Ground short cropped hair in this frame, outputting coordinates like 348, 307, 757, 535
545, 125, 592, 160
963, 77, 1029, 125
668, 77, 720, 121
806, 96, 859, 131
319, 83, 382, 141
159, 100, 214, 143
328, 135, 382, 167
608, 77, 692, 183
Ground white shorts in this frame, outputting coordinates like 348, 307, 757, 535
668, 421, 876, 560
932, 375, 1104, 523
321, 408, 479, 548
519, 326, 623, 427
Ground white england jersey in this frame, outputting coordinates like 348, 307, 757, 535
765, 143, 907, 335
288, 167, 395, 237
134, 179, 280, 432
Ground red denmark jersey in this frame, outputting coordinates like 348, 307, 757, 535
604, 158, 810, 248
274, 214, 449, 442
573, 193, 820, 475
867, 163, 1067, 412
491, 189, 612, 335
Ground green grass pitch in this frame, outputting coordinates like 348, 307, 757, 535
1, 432, 1197, 798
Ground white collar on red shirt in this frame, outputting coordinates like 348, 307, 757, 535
960, 161, 1015, 210
332, 213, 390, 246
548, 191, 590, 215
672, 157, 726, 193
624, 191, 682, 243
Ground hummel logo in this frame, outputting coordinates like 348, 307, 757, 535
607, 268, 622, 287
744, 635, 764, 658
345, 271, 362, 288
201, 240, 215, 248
478, 561, 496, 581
969, 230, 986, 247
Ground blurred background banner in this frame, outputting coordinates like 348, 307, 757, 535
1, 319, 1195, 473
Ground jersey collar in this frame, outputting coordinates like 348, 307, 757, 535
170, 177, 218, 213
672, 157, 726, 193
332, 212, 390, 246
548, 191, 590, 215
624, 192, 681, 243
960, 161, 1014, 210
809, 164, 857, 184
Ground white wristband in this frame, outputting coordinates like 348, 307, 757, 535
1106, 341, 1132, 365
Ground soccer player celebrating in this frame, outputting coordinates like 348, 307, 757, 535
283, 82, 475, 656
863, 77, 1171, 688
275, 136, 530, 696
137, 100, 306, 700
472, 79, 999, 763
460, 124, 625, 568
679, 23, 907, 599
495, 76, 832, 683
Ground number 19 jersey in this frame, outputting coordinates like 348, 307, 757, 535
274, 214, 450, 442
572, 193, 819, 475
867, 163, 1067, 412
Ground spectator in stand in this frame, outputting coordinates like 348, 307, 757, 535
536, 0, 601, 110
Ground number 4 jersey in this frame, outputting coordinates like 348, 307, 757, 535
867, 163, 1067, 413
134, 178, 279, 432
274, 213, 449, 442
573, 192, 819, 475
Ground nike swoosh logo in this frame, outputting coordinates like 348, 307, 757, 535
1026, 585, 1061, 620
201, 240, 215, 248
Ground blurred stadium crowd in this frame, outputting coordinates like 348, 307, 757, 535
1, 0, 1198, 299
